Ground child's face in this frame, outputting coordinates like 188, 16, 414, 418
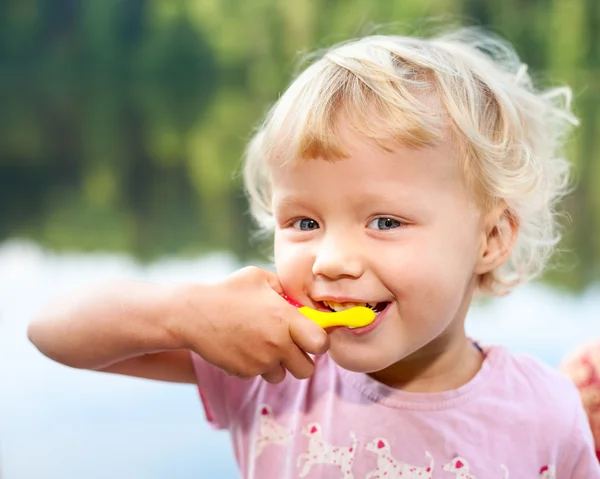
271, 120, 488, 374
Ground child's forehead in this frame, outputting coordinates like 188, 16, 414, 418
267, 104, 450, 169
266, 112, 479, 214
270, 121, 463, 190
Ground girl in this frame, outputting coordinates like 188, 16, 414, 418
29, 27, 599, 477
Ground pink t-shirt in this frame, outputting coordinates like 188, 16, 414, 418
191, 344, 599, 478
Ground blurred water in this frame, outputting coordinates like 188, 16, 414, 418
1, 240, 599, 478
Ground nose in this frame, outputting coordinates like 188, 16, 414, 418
312, 234, 364, 280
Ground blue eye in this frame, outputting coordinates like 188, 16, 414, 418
368, 218, 402, 230
293, 218, 319, 231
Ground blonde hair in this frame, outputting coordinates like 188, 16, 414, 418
243, 27, 578, 296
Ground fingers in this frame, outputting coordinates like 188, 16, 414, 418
264, 271, 285, 295
282, 345, 315, 380
224, 266, 329, 383
238, 265, 284, 292
261, 364, 287, 384
234, 265, 286, 297
288, 311, 330, 356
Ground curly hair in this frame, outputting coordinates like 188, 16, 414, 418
243, 27, 578, 296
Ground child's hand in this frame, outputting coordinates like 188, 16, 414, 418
175, 266, 330, 384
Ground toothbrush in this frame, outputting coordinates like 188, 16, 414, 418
282, 295, 376, 329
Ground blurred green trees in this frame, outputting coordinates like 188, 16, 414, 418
0, 0, 598, 290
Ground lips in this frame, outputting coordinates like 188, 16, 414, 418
284, 294, 390, 334
324, 301, 391, 336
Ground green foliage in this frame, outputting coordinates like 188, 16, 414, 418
0, 0, 598, 290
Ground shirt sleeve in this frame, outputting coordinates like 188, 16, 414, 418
190, 351, 260, 430
190, 351, 229, 429
557, 387, 600, 477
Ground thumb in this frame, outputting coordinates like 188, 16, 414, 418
288, 311, 330, 356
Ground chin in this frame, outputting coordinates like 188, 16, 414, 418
327, 348, 398, 374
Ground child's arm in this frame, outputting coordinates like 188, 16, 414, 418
27, 266, 329, 384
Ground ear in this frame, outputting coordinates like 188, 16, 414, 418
475, 207, 519, 275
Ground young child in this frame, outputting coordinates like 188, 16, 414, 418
28, 27, 599, 478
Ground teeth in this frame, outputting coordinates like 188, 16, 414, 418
323, 300, 376, 312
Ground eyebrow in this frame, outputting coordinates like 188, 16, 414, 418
271, 194, 313, 209
273, 189, 430, 215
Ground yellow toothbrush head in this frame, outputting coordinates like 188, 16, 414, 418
282, 295, 376, 329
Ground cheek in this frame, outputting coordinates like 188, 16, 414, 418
274, 234, 310, 290
381, 227, 478, 303
419, 218, 481, 274
273, 234, 292, 280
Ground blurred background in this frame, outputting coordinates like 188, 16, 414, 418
1, 0, 599, 478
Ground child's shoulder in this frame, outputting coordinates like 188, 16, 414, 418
487, 344, 583, 419
500, 346, 576, 390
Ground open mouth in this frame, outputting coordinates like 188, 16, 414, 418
320, 300, 389, 315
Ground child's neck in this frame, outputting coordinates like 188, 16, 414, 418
367, 331, 484, 393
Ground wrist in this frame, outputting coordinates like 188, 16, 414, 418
161, 282, 213, 352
